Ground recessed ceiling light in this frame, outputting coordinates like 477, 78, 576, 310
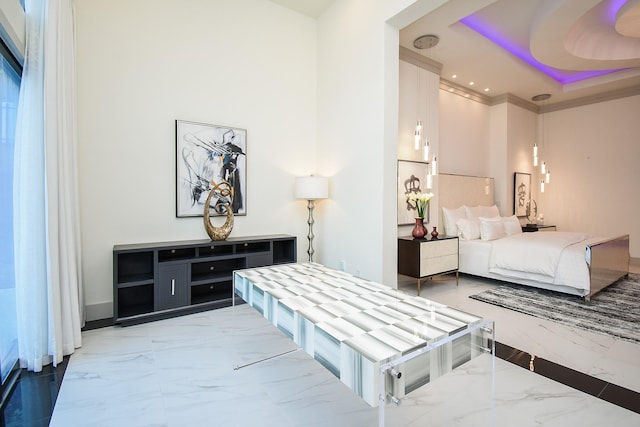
469, 81, 475, 86
452, 74, 457, 79
464, 93, 470, 97
484, 88, 490, 92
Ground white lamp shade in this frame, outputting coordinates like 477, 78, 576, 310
295, 176, 329, 200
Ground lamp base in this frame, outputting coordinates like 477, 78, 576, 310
306, 199, 316, 262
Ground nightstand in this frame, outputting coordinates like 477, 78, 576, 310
398, 235, 459, 295
522, 224, 556, 232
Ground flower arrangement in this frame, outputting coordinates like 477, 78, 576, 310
407, 192, 434, 218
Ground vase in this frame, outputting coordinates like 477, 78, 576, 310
431, 226, 439, 239
412, 217, 427, 239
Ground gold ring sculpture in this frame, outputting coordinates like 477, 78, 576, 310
203, 181, 234, 241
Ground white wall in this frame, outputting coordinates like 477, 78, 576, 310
75, 0, 451, 319
315, 0, 451, 286
75, 0, 318, 319
315, 1, 393, 282
439, 89, 491, 178
541, 95, 640, 257
419, 81, 640, 258
315, 0, 441, 286
398, 60, 440, 235
78, 0, 638, 320
504, 103, 536, 218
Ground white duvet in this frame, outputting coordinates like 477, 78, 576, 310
488, 232, 587, 280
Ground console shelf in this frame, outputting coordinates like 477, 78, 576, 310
113, 234, 296, 326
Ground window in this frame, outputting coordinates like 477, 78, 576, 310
0, 38, 21, 386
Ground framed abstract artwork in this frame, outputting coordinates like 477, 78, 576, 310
397, 160, 430, 225
175, 120, 247, 217
513, 172, 531, 217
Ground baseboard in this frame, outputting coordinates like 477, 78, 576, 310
85, 302, 112, 322
82, 318, 114, 331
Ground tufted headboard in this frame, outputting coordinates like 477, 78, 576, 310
438, 173, 495, 227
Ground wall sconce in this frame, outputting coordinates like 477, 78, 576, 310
295, 175, 329, 262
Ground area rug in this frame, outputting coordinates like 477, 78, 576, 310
469, 273, 640, 344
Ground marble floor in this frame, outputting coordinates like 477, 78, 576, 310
44, 268, 640, 427
397, 271, 640, 396
0, 358, 68, 427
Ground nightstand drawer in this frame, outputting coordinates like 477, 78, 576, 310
420, 238, 458, 258
420, 254, 458, 276
398, 235, 459, 296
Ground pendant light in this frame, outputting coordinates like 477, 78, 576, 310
414, 63, 422, 150
414, 120, 422, 150
413, 34, 440, 173
532, 93, 553, 191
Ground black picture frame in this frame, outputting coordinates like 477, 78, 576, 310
175, 120, 247, 217
397, 160, 430, 225
513, 172, 531, 217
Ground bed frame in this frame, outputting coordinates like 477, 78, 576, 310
439, 173, 630, 300
586, 234, 630, 300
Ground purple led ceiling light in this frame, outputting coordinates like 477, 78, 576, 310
459, 14, 623, 85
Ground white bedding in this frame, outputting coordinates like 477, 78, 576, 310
459, 233, 604, 297
489, 232, 587, 278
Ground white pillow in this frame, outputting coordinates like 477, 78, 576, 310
464, 204, 500, 219
442, 206, 466, 236
456, 218, 480, 240
463, 205, 484, 219
502, 215, 523, 236
483, 204, 500, 218
480, 217, 506, 241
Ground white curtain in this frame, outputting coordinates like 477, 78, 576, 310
14, 0, 83, 372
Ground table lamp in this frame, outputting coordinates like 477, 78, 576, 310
295, 175, 329, 262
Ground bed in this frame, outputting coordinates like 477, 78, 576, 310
438, 173, 630, 300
